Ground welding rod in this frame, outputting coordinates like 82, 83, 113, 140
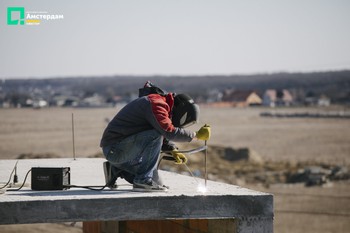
72, 113, 76, 160
204, 140, 207, 187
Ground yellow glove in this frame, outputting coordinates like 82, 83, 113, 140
196, 124, 211, 141
170, 149, 188, 164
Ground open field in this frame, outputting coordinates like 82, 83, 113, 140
1, 106, 349, 164
0, 106, 350, 233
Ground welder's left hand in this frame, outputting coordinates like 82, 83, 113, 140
170, 149, 188, 164
196, 124, 211, 141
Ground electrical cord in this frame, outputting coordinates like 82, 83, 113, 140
5, 169, 111, 192
6, 169, 32, 191
64, 183, 133, 191
0, 168, 15, 189
0, 161, 17, 190
3, 166, 117, 192
64, 184, 108, 191
3, 147, 203, 192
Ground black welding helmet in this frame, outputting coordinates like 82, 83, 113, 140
138, 81, 167, 97
172, 94, 199, 128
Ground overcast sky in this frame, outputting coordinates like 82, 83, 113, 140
1, 0, 350, 79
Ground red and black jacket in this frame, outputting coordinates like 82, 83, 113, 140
100, 93, 195, 149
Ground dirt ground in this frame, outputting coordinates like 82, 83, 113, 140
1, 106, 349, 164
0, 106, 349, 233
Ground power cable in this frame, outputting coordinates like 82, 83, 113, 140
0, 161, 17, 190
3, 167, 129, 192
64, 184, 108, 191
6, 168, 32, 191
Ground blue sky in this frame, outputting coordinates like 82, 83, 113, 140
1, 0, 350, 79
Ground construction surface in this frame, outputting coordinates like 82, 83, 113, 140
0, 158, 273, 232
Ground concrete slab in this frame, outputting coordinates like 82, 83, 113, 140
0, 158, 273, 226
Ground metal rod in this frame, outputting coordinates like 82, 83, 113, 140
162, 145, 207, 155
205, 140, 207, 187
72, 113, 76, 160
183, 163, 200, 185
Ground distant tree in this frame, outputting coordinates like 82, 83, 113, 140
306, 91, 315, 98
5, 92, 30, 107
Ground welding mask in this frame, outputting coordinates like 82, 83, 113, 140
172, 94, 199, 128
138, 81, 167, 97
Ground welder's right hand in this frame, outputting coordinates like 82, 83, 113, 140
170, 149, 188, 164
196, 124, 211, 141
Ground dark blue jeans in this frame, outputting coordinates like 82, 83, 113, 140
102, 130, 162, 183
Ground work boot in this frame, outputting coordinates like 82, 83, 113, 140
119, 171, 135, 185
133, 179, 168, 192
153, 169, 169, 189
103, 161, 121, 189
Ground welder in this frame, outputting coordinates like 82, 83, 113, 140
100, 81, 210, 192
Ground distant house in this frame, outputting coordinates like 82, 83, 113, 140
222, 90, 262, 107
263, 89, 293, 107
305, 94, 331, 107
318, 95, 331, 107
53, 95, 79, 107
79, 94, 106, 107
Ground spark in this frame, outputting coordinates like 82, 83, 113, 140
197, 183, 207, 194
183, 162, 207, 194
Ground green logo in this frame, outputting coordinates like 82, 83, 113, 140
7, 7, 25, 25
